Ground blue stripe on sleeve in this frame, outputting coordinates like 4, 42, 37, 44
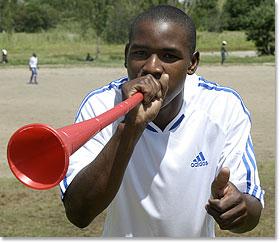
75, 77, 128, 121
198, 81, 251, 122
242, 154, 251, 193
61, 77, 128, 195
252, 185, 259, 197
198, 76, 218, 86
246, 140, 256, 171
248, 135, 255, 154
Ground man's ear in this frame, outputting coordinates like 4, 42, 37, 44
124, 43, 129, 68
187, 51, 200, 75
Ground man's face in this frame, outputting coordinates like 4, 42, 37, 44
125, 20, 197, 108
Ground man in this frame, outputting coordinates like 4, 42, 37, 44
28, 53, 38, 84
2, 49, 8, 63
221, 40, 228, 65
60, 5, 264, 237
86, 53, 94, 61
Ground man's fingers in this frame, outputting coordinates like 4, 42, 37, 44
211, 167, 230, 199
159, 73, 169, 98
142, 76, 161, 104
141, 74, 168, 103
205, 202, 247, 230
123, 73, 169, 105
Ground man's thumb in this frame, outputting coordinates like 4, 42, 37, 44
211, 167, 230, 199
159, 73, 169, 97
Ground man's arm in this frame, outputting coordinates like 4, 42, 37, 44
62, 74, 169, 228
63, 121, 145, 228
205, 167, 262, 233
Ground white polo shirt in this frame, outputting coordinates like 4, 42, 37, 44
60, 73, 264, 237
29, 56, 38, 68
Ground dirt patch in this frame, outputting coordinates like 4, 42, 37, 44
0, 65, 275, 236
0, 65, 274, 175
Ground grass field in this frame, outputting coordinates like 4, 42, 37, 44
0, 30, 274, 66
0, 64, 275, 237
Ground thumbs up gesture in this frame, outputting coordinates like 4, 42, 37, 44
211, 167, 230, 199
205, 167, 248, 232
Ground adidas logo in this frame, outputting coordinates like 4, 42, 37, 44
191, 152, 208, 168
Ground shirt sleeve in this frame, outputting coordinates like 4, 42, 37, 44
59, 90, 121, 198
217, 97, 265, 207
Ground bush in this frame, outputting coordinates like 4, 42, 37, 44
221, 0, 262, 30
189, 0, 221, 32
103, 1, 137, 44
13, 3, 59, 32
245, 0, 275, 55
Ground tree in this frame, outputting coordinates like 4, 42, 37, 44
13, 3, 59, 32
0, 0, 19, 33
103, 0, 138, 44
70, 0, 113, 59
103, 0, 176, 44
221, 0, 262, 30
188, 0, 221, 32
245, 0, 275, 55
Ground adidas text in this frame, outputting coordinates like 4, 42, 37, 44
191, 161, 208, 167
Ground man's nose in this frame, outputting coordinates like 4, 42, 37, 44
141, 54, 163, 80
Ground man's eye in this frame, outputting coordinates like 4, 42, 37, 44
131, 51, 147, 58
162, 53, 178, 62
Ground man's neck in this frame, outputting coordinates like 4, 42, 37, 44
153, 91, 184, 131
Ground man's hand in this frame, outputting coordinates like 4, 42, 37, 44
122, 74, 169, 126
205, 167, 262, 233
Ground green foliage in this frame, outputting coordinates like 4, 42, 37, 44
0, 0, 59, 33
0, 0, 19, 33
0, 0, 275, 57
189, 0, 221, 32
103, 1, 137, 44
221, 0, 262, 30
196, 31, 255, 51
245, 0, 275, 55
0, 30, 273, 67
103, 0, 174, 44
221, 0, 275, 55
13, 3, 59, 33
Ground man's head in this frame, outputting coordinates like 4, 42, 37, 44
128, 5, 196, 56
125, 5, 199, 109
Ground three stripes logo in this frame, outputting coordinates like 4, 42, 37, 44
191, 152, 208, 168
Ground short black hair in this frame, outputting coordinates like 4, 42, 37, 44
128, 5, 196, 55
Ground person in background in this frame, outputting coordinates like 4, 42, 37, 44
86, 53, 94, 61
221, 40, 228, 65
2, 49, 8, 64
28, 53, 39, 84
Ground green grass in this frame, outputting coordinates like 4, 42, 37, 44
0, 31, 125, 66
199, 55, 275, 65
0, 159, 275, 237
216, 160, 275, 237
197, 31, 256, 52
0, 176, 106, 237
0, 30, 274, 67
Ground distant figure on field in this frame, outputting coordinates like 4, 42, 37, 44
221, 41, 228, 65
28, 53, 38, 84
2, 49, 8, 63
86, 53, 94, 62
